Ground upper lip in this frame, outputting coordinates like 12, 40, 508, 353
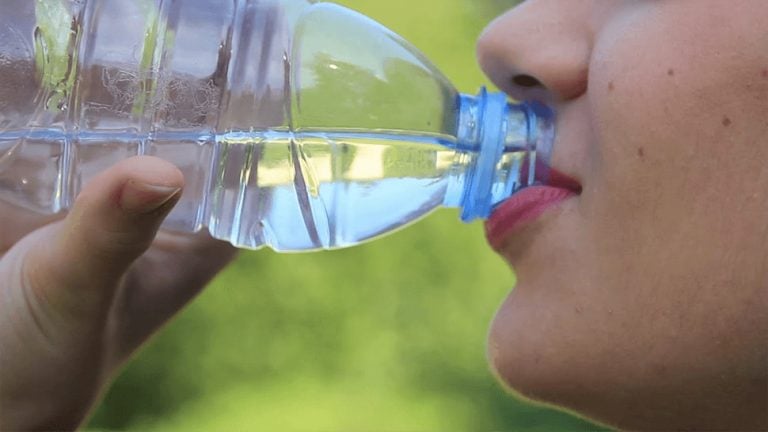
546, 168, 582, 193
534, 159, 582, 193
483, 171, 580, 252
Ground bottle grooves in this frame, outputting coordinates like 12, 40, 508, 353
201, 2, 237, 236
208, 0, 254, 245
57, 1, 89, 212
0, 1, 553, 251
289, 136, 323, 248
62, 1, 227, 236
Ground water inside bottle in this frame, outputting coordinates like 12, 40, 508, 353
209, 130, 463, 250
0, 129, 470, 250
0, 128, 530, 250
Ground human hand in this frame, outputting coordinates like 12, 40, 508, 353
0, 156, 237, 430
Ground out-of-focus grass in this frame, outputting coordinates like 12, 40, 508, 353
87, 0, 605, 430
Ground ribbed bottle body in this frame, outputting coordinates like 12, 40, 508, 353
0, 1, 554, 251
0, 0, 302, 237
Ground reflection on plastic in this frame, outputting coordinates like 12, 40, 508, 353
0, 0, 554, 251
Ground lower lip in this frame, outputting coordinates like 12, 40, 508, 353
485, 186, 577, 250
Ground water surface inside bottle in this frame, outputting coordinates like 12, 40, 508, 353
0, 128, 530, 250
212, 130, 461, 250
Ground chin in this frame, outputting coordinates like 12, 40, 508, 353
488, 285, 573, 398
486, 285, 768, 431
485, 278, 620, 429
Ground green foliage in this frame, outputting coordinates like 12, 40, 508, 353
295, 53, 450, 133
87, 0, 605, 430
34, 0, 78, 111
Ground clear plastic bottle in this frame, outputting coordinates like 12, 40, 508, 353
0, 0, 554, 251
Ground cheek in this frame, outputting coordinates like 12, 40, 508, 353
487, 1, 768, 422
586, 2, 768, 258
567, 0, 768, 377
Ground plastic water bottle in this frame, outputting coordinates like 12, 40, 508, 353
0, 0, 554, 251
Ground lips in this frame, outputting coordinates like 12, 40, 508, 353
485, 168, 581, 250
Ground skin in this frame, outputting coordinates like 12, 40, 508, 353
2, 0, 767, 430
0, 157, 237, 429
477, 0, 768, 430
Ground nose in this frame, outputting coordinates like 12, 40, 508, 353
476, 0, 594, 104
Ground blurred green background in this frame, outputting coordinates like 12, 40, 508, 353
87, 0, 604, 430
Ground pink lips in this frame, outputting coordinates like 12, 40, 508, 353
485, 169, 581, 250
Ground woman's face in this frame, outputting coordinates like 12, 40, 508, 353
477, 0, 768, 429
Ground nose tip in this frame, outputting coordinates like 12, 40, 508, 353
476, 2, 592, 104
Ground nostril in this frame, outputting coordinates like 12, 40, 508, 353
512, 74, 542, 88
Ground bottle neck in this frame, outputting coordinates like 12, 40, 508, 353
444, 88, 556, 222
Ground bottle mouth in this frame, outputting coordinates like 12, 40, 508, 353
456, 88, 556, 222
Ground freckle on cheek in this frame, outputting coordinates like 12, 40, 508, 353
637, 147, 645, 159
667, 68, 675, 77
608, 81, 615, 92
722, 116, 732, 127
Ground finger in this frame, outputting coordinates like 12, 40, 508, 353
137, 229, 237, 303
153, 229, 238, 275
0, 202, 63, 254
148, 229, 238, 294
21, 156, 184, 319
106, 231, 238, 361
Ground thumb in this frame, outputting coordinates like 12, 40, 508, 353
22, 156, 184, 319
0, 156, 183, 430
